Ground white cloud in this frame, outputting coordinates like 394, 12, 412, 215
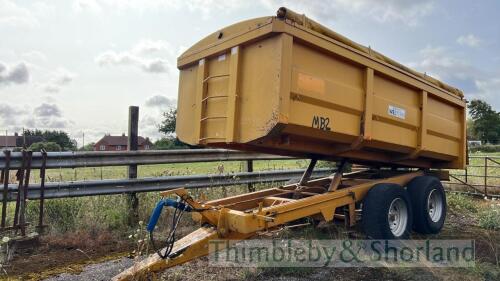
53, 69, 75, 85
139, 94, 177, 139
40, 68, 76, 93
180, 0, 246, 19
73, 0, 102, 13
95, 51, 138, 66
262, 0, 435, 26
31, 2, 56, 16
472, 78, 500, 109
95, 39, 175, 74
457, 34, 482, 48
0, 103, 70, 130
0, 0, 39, 28
25, 116, 70, 129
409, 46, 500, 110
72, 0, 247, 19
132, 40, 175, 55
141, 59, 170, 73
34, 103, 62, 118
0, 104, 28, 126
139, 114, 163, 140
21, 51, 47, 62
42, 84, 61, 93
72, 0, 434, 24
0, 61, 30, 86
408, 46, 477, 81
145, 95, 176, 108
31, 103, 69, 128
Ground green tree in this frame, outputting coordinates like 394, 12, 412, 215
466, 119, 477, 140
467, 99, 500, 144
29, 142, 62, 152
79, 142, 96, 151
154, 138, 187, 150
158, 108, 177, 135
158, 108, 191, 149
24, 129, 76, 151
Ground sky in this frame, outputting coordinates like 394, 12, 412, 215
1, 0, 499, 146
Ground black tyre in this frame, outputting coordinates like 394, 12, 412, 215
362, 183, 413, 239
407, 176, 446, 234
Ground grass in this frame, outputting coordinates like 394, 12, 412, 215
478, 204, 500, 230
447, 193, 480, 213
447, 192, 500, 231
20, 159, 310, 184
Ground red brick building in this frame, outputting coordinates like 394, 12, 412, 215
0, 135, 17, 150
0, 133, 45, 150
94, 134, 153, 151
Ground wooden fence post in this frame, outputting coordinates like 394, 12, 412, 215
127, 106, 139, 227
464, 166, 468, 183
245, 160, 254, 192
1, 150, 10, 228
484, 157, 488, 196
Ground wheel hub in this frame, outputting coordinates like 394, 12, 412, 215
388, 198, 408, 237
427, 189, 443, 222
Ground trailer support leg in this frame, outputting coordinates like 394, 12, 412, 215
328, 159, 348, 192
298, 158, 317, 186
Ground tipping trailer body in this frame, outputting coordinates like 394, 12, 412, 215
176, 11, 466, 169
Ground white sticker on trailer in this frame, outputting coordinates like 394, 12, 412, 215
388, 105, 406, 120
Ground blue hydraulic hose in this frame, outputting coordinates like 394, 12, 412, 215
146, 198, 192, 232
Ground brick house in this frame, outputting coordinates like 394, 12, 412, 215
0, 133, 45, 150
0, 135, 17, 150
94, 134, 153, 151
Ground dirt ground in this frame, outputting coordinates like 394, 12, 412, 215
0, 231, 134, 280
155, 211, 500, 281
1, 202, 499, 281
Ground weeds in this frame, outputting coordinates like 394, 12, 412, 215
447, 193, 479, 213
478, 203, 500, 230
448, 193, 500, 231
12, 160, 303, 237
0, 236, 14, 275
27, 198, 84, 233
128, 220, 149, 258
468, 261, 500, 280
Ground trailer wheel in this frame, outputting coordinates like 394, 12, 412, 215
362, 183, 413, 239
407, 176, 446, 234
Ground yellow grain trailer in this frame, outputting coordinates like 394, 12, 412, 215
114, 7, 466, 280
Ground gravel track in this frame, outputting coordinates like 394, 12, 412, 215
43, 257, 134, 281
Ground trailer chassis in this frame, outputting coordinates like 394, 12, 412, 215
113, 162, 447, 281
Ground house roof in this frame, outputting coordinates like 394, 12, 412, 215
96, 135, 152, 146
0, 135, 45, 148
0, 136, 17, 147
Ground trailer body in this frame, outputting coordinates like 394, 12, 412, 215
176, 13, 466, 169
